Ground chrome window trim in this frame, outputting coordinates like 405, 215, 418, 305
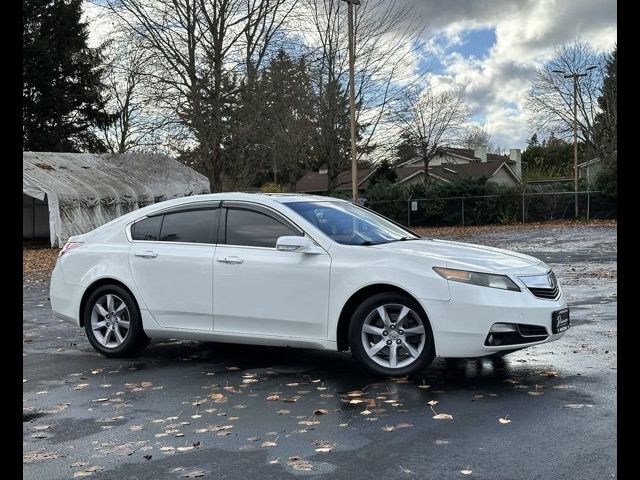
125, 199, 324, 251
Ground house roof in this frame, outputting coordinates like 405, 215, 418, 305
399, 147, 514, 166
295, 167, 376, 192
295, 160, 521, 193
395, 161, 520, 185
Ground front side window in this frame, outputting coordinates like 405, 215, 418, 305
131, 216, 162, 241
159, 209, 219, 243
285, 201, 418, 245
225, 208, 299, 248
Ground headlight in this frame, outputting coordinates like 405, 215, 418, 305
433, 267, 521, 292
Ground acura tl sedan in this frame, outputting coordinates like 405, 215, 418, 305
50, 193, 570, 376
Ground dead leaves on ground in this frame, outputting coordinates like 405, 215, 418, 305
382, 423, 414, 432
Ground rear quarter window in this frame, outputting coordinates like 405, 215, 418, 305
131, 216, 162, 241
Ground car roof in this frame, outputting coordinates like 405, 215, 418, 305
160, 192, 348, 204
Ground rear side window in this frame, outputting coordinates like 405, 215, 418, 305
159, 209, 219, 243
226, 208, 299, 248
131, 216, 162, 241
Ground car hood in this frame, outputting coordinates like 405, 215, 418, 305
372, 238, 549, 275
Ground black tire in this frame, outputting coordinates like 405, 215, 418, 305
83, 284, 150, 358
348, 292, 435, 377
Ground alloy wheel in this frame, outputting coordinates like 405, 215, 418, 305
360, 303, 426, 369
90, 294, 130, 349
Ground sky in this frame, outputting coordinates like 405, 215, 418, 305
406, 0, 617, 149
84, 0, 617, 151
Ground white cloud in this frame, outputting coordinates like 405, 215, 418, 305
407, 0, 616, 148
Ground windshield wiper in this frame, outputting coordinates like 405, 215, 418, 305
386, 237, 422, 243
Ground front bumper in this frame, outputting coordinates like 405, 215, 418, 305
420, 281, 569, 358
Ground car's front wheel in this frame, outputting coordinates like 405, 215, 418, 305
349, 292, 435, 376
83, 285, 150, 357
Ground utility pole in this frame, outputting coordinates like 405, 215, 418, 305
342, 0, 360, 202
553, 65, 597, 218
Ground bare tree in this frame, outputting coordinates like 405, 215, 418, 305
299, 0, 425, 189
527, 40, 606, 149
395, 86, 468, 180
103, 0, 294, 191
461, 124, 497, 153
99, 32, 171, 153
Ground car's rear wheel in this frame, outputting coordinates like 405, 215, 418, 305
83, 285, 150, 357
349, 292, 435, 376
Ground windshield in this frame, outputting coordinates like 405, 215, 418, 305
285, 201, 420, 246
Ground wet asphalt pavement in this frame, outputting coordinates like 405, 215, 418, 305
23, 225, 617, 479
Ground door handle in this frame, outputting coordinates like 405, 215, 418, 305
134, 250, 158, 259
217, 256, 244, 264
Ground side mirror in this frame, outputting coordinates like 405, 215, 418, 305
276, 235, 313, 253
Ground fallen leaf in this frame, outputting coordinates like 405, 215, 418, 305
180, 470, 206, 478
564, 404, 593, 409
360, 409, 372, 416
315, 447, 332, 453
177, 446, 194, 452
74, 383, 89, 390
298, 420, 320, 426
92, 398, 109, 403
427, 400, 438, 406
266, 395, 280, 401
33, 425, 50, 431
432, 413, 453, 420
242, 379, 258, 384
461, 468, 473, 475
226, 366, 240, 371
129, 425, 144, 431
277, 409, 290, 415
396, 423, 413, 429
498, 417, 512, 424
286, 383, 299, 387
288, 458, 314, 471
313, 409, 329, 415
382, 425, 396, 432
399, 466, 412, 474
527, 391, 544, 396
261, 441, 277, 447
349, 399, 364, 404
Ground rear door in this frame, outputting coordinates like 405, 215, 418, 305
213, 201, 331, 339
128, 202, 220, 331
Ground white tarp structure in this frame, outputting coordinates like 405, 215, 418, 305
23, 152, 210, 246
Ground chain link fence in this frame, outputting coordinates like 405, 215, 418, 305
367, 191, 616, 228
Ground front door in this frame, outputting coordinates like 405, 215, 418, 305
213, 202, 331, 339
128, 204, 220, 331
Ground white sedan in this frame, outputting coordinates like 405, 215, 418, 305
50, 193, 570, 376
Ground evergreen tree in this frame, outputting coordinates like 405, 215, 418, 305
368, 158, 398, 186
593, 45, 616, 199
395, 131, 418, 165
23, 0, 113, 152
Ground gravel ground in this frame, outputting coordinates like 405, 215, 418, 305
23, 223, 617, 479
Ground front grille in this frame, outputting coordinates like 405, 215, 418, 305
528, 285, 560, 300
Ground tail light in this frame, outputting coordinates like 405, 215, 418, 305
59, 241, 84, 257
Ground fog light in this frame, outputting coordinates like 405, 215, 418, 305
489, 323, 518, 333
